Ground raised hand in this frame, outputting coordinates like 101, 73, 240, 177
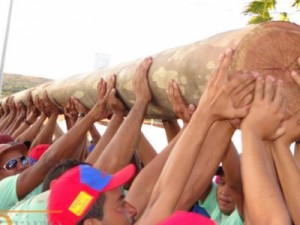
241, 76, 286, 140
167, 79, 195, 124
107, 75, 126, 115
274, 110, 300, 147
42, 91, 61, 117
133, 57, 153, 104
26, 91, 39, 117
89, 78, 112, 121
228, 70, 257, 129
197, 49, 257, 121
16, 101, 27, 120
72, 97, 90, 115
64, 97, 78, 121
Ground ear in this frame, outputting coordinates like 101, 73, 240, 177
83, 218, 102, 225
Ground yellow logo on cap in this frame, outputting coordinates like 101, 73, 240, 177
68, 191, 94, 216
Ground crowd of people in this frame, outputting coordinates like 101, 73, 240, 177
0, 48, 299, 225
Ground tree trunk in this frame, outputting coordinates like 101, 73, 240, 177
6, 21, 300, 119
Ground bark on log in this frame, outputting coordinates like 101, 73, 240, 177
4, 21, 300, 119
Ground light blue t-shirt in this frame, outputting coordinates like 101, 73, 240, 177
2, 191, 50, 225
198, 182, 243, 225
0, 174, 42, 210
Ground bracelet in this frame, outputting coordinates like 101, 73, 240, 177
78, 112, 86, 118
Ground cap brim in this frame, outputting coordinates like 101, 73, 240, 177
103, 164, 136, 192
0, 143, 28, 157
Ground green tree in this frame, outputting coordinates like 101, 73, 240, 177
243, 0, 300, 24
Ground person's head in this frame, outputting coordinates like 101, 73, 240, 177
0, 142, 29, 180
42, 159, 90, 192
215, 166, 235, 215
48, 164, 137, 225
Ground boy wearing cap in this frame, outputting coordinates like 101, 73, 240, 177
48, 49, 256, 224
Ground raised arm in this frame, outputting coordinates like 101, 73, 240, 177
241, 76, 291, 224
29, 92, 61, 149
5, 101, 27, 135
270, 68, 300, 225
13, 95, 43, 142
138, 49, 255, 225
94, 58, 153, 173
15, 79, 109, 199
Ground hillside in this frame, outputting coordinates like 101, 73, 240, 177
2, 73, 52, 96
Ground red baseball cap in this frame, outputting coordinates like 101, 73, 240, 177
48, 164, 136, 225
28, 144, 50, 163
157, 211, 216, 225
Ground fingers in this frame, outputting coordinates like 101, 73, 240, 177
273, 79, 284, 109
231, 71, 257, 95
210, 53, 225, 82
138, 57, 153, 75
254, 76, 264, 101
216, 48, 234, 83
264, 76, 276, 102
97, 78, 107, 99
232, 105, 250, 119
107, 74, 116, 95
291, 70, 300, 87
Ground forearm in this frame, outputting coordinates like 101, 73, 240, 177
221, 140, 244, 216
89, 124, 101, 144
4, 115, 24, 135
15, 114, 47, 143
137, 133, 157, 166
0, 114, 9, 131
241, 130, 290, 224
177, 121, 234, 210
85, 113, 124, 165
53, 123, 65, 140
42, 111, 98, 163
1, 113, 15, 132
30, 113, 59, 149
295, 142, 300, 167
162, 120, 181, 143
95, 101, 148, 172
126, 128, 184, 220
273, 142, 300, 225
148, 108, 214, 215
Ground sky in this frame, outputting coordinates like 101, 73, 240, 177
1, 0, 298, 80
0, 0, 252, 80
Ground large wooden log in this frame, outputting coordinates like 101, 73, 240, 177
5, 21, 300, 119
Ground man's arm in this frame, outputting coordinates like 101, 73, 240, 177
137, 49, 255, 225
15, 79, 109, 199
270, 68, 300, 225
241, 76, 290, 224
221, 141, 243, 216
94, 58, 153, 173
29, 92, 60, 149
136, 132, 157, 166
5, 102, 27, 135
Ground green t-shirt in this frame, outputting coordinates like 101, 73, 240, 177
198, 182, 243, 225
0, 174, 43, 210
4, 191, 49, 225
